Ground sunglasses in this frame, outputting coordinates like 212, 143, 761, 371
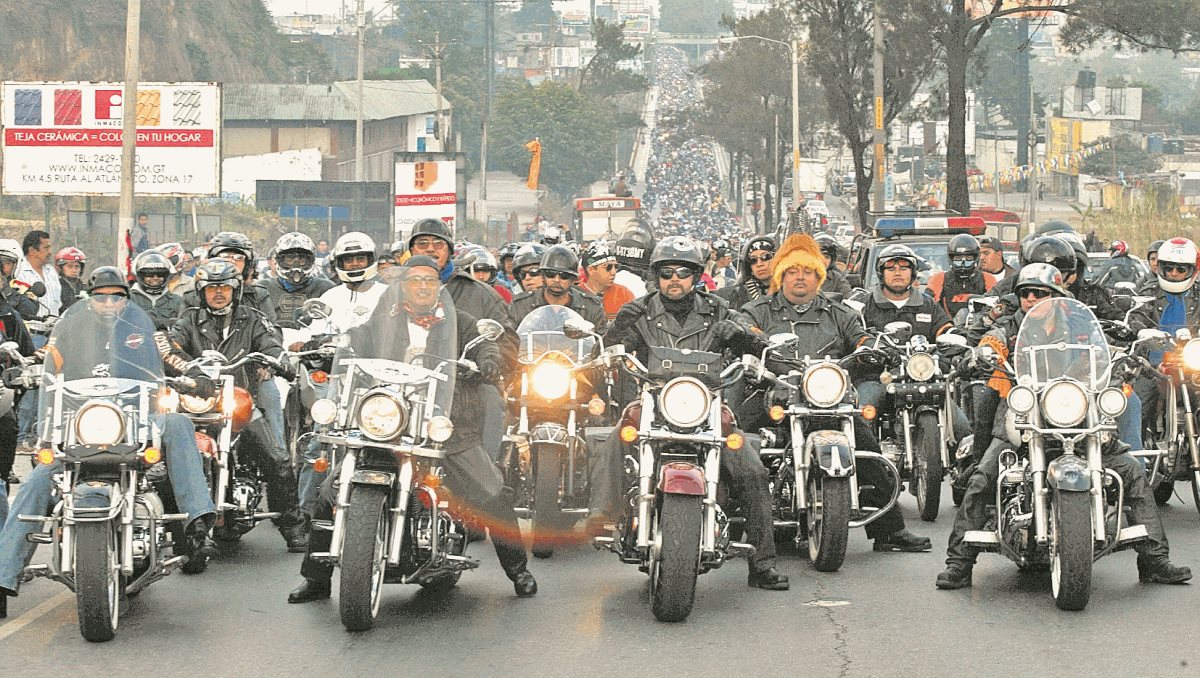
882, 261, 913, 271
404, 276, 440, 287
140, 272, 167, 279
518, 268, 542, 279
218, 252, 247, 262
747, 254, 774, 265
411, 238, 448, 250
1162, 263, 1193, 275
1020, 288, 1052, 300
542, 270, 576, 281
90, 293, 128, 304
658, 266, 695, 280
592, 263, 617, 272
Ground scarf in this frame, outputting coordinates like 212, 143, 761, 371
743, 277, 766, 302
405, 302, 446, 330
439, 259, 455, 283
661, 293, 694, 326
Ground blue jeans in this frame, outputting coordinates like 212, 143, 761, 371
297, 426, 325, 516
0, 413, 215, 593
1118, 391, 1144, 457
258, 379, 287, 461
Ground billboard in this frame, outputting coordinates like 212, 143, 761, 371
966, 0, 1064, 19
393, 152, 466, 238
1, 82, 221, 196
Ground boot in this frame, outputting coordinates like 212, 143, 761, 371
288, 578, 331, 603
936, 563, 973, 589
873, 529, 932, 553
747, 567, 790, 591
279, 511, 310, 553
510, 569, 538, 598
1139, 560, 1192, 584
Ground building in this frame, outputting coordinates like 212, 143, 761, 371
221, 80, 451, 184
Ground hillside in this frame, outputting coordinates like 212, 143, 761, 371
0, 0, 331, 83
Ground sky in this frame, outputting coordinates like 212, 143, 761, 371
263, 0, 596, 20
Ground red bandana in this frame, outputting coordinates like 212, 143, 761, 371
404, 302, 445, 330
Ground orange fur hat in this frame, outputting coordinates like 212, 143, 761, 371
770, 234, 827, 294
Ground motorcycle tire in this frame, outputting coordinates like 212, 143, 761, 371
807, 474, 850, 573
649, 494, 702, 623
531, 444, 565, 559
1050, 489, 1093, 612
339, 484, 389, 632
915, 412, 943, 522
75, 521, 122, 642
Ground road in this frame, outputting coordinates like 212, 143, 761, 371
2, 482, 1199, 678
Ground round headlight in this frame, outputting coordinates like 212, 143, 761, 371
181, 393, 217, 414
531, 360, 571, 400
75, 402, 125, 446
427, 415, 454, 443
310, 398, 337, 426
1183, 339, 1200, 370
658, 377, 711, 429
905, 353, 937, 382
803, 364, 847, 408
357, 393, 406, 441
1041, 380, 1088, 428
1098, 387, 1127, 418
1007, 385, 1036, 415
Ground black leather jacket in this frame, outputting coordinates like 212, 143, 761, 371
183, 283, 278, 328
164, 303, 284, 389
1128, 284, 1200, 334
861, 287, 952, 341
130, 286, 186, 332
509, 287, 607, 334
741, 292, 870, 360
604, 290, 761, 361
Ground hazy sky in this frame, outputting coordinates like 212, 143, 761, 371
263, 0, 597, 19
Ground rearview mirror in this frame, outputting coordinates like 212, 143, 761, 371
301, 298, 333, 320
476, 318, 504, 341
768, 333, 799, 347
563, 318, 595, 340
29, 282, 46, 298
936, 333, 968, 348
1114, 281, 1137, 293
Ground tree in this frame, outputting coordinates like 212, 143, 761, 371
658, 0, 733, 35
490, 79, 615, 197
578, 20, 647, 96
791, 0, 941, 225
1079, 136, 1162, 176
907, 0, 1200, 215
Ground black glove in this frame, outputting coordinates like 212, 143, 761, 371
186, 374, 217, 399
711, 319, 745, 347
478, 357, 503, 385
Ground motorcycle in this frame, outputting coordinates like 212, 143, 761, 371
962, 297, 1146, 611
744, 334, 901, 572
280, 299, 340, 465
1131, 325, 1200, 511
306, 314, 503, 632
569, 320, 754, 623
503, 305, 607, 558
867, 322, 968, 521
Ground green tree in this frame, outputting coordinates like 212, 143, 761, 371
1079, 136, 1163, 176
490, 79, 615, 198
579, 20, 647, 96
658, 0, 733, 35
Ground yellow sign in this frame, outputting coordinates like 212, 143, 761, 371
874, 97, 883, 130
1047, 117, 1082, 176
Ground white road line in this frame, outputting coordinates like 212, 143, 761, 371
0, 590, 73, 642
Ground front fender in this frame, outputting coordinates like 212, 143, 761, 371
1047, 454, 1091, 492
351, 469, 395, 486
806, 430, 855, 478
657, 462, 706, 496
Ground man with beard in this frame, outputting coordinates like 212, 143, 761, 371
510, 245, 606, 330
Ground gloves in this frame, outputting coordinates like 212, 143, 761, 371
191, 375, 217, 399
478, 357, 503, 385
711, 319, 745, 347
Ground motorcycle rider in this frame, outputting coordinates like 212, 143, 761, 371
814, 234, 852, 298
586, 235, 790, 591
287, 256, 538, 602
130, 250, 186, 331
580, 242, 634, 321
162, 259, 309, 552
462, 245, 512, 303
716, 235, 775, 311
977, 236, 1015, 284
613, 218, 655, 299
936, 263, 1191, 589
740, 234, 932, 556
259, 232, 336, 329
511, 244, 546, 294
497, 242, 520, 291
1144, 240, 1165, 287
1093, 240, 1143, 288
0, 267, 217, 600
510, 245, 607, 330
159, 242, 196, 297
0, 283, 35, 492
0, 240, 38, 322
926, 234, 995, 318
188, 232, 277, 325
54, 246, 86, 312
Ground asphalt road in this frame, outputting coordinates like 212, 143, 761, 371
2, 482, 1200, 678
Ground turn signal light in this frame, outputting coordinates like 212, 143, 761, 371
310, 370, 328, 384
142, 447, 162, 465
1122, 383, 1134, 397
726, 433, 745, 450
587, 395, 606, 417
619, 425, 638, 443
423, 473, 442, 489
35, 448, 55, 466
862, 405, 877, 421
312, 455, 330, 473
769, 405, 786, 422
416, 488, 434, 509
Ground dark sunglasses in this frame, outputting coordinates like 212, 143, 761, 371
747, 253, 774, 265
542, 270, 576, 281
882, 261, 913, 271
1020, 288, 1052, 300
1162, 263, 1193, 275
658, 266, 695, 280
518, 268, 542, 279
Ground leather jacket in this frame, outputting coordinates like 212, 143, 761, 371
164, 303, 284, 389
509, 286, 607, 334
861, 287, 952, 341
130, 286, 186, 332
604, 290, 762, 361
741, 292, 870, 360
259, 276, 337, 329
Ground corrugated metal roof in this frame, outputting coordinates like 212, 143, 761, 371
223, 81, 450, 122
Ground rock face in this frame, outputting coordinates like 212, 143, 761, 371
0, 0, 330, 83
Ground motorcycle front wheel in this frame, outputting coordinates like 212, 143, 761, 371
649, 494, 702, 623
914, 412, 944, 522
1050, 489, 1093, 611
339, 484, 389, 632
75, 521, 122, 642
807, 473, 850, 572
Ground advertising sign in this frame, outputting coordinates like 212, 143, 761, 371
393, 152, 466, 238
1, 81, 221, 196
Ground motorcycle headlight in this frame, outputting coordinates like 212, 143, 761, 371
1183, 339, 1200, 370
310, 398, 337, 426
356, 393, 407, 441
1041, 380, 1088, 428
427, 415, 454, 443
658, 377, 711, 429
1007, 385, 1036, 415
1098, 387, 1127, 418
181, 393, 217, 414
905, 353, 937, 382
75, 402, 126, 446
531, 360, 571, 400
803, 364, 847, 408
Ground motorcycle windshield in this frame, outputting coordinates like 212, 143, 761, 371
1013, 297, 1109, 390
515, 305, 596, 364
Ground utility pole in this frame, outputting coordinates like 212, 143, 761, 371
1028, 78, 1039, 225
354, 0, 365, 181
434, 31, 444, 146
790, 38, 800, 219
481, 3, 494, 208
117, 0, 141, 271
872, 0, 886, 213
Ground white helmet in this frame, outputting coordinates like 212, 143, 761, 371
0, 239, 21, 266
1157, 237, 1198, 293
274, 231, 317, 284
332, 231, 377, 283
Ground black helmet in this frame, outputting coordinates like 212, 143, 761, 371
650, 236, 704, 272
947, 233, 981, 280
1064, 236, 1088, 283
88, 266, 130, 295
407, 218, 454, 250
814, 234, 840, 262
1149, 239, 1166, 257
615, 218, 655, 272
1014, 263, 1067, 298
133, 251, 173, 295
513, 244, 546, 274
194, 259, 243, 316
1034, 220, 1076, 237
1022, 236, 1077, 278
207, 231, 256, 280
540, 245, 579, 277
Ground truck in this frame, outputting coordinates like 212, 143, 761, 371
790, 158, 828, 206
572, 195, 643, 241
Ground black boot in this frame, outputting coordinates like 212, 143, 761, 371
279, 511, 310, 553
511, 569, 538, 598
874, 529, 932, 553
1139, 560, 1192, 584
288, 578, 331, 603
936, 563, 973, 589
747, 567, 790, 591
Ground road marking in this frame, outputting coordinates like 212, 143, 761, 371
0, 591, 73, 642
805, 599, 851, 608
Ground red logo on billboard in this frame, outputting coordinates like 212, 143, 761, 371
54, 90, 82, 125
95, 90, 123, 120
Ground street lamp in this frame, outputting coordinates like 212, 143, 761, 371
718, 35, 801, 223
